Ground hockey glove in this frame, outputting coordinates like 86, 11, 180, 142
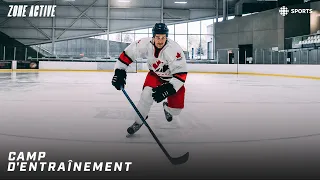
112, 69, 127, 90
152, 83, 176, 103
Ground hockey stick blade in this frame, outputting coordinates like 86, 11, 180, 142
121, 87, 189, 165
170, 152, 189, 165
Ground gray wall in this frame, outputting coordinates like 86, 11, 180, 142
215, 8, 284, 50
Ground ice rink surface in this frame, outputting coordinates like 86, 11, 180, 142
0, 71, 320, 179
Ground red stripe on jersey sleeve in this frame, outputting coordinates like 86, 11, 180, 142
173, 72, 187, 82
118, 51, 133, 66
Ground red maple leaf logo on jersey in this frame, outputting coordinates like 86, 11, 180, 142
176, 52, 182, 60
153, 60, 162, 69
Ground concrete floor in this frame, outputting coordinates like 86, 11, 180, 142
0, 71, 320, 179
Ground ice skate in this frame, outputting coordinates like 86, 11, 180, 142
126, 116, 148, 137
127, 122, 142, 135
163, 102, 173, 122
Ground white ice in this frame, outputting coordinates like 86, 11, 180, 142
1, 72, 319, 142
0, 71, 320, 177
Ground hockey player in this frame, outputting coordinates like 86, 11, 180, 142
111, 23, 188, 135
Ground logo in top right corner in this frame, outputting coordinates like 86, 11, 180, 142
279, 6, 313, 17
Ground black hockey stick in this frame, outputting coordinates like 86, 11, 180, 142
121, 87, 189, 165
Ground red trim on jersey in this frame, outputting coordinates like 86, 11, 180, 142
173, 72, 187, 82
118, 51, 133, 66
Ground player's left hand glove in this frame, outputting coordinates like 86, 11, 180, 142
152, 83, 176, 103
112, 69, 127, 90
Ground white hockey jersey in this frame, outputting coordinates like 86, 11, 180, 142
114, 37, 188, 92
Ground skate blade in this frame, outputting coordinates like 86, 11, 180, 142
126, 133, 138, 138
126, 133, 143, 138
126, 134, 133, 138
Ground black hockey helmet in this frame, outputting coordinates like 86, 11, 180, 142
152, 23, 169, 37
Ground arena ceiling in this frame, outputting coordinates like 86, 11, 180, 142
0, 0, 314, 46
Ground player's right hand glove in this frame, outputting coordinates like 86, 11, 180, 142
112, 69, 127, 90
152, 83, 176, 103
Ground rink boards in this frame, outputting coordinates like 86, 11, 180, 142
1, 60, 320, 80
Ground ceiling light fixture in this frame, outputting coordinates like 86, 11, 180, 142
174, 1, 187, 4
119, 0, 130, 2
